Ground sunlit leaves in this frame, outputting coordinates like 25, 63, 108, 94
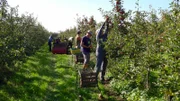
0, 2, 49, 74
103, 0, 180, 100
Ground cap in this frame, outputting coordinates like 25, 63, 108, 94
87, 30, 93, 35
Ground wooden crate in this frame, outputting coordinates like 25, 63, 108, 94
76, 54, 84, 63
79, 69, 97, 87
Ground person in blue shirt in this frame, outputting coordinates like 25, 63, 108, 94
48, 35, 53, 52
80, 30, 93, 69
95, 17, 110, 82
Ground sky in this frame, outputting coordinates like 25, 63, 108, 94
7, 0, 172, 32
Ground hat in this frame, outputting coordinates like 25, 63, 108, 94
87, 30, 93, 35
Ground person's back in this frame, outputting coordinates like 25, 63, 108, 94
48, 35, 53, 51
95, 17, 110, 82
96, 23, 108, 54
75, 30, 82, 64
48, 35, 53, 42
75, 35, 81, 48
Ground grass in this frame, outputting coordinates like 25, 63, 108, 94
0, 45, 123, 101
0, 45, 103, 101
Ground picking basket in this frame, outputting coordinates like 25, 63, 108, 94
70, 48, 81, 55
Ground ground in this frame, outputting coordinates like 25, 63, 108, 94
0, 45, 124, 101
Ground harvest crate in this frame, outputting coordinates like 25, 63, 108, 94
52, 42, 68, 54
70, 48, 81, 55
76, 53, 84, 63
79, 69, 97, 87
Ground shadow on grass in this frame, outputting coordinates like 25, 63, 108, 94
0, 45, 101, 101
0, 46, 76, 101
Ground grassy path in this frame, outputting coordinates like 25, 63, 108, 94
0, 46, 101, 101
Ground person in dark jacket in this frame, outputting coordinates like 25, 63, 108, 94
95, 17, 110, 82
48, 35, 53, 52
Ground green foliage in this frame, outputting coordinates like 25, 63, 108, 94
0, 1, 49, 82
75, 15, 97, 51
102, 0, 180, 100
59, 15, 98, 51
0, 45, 101, 101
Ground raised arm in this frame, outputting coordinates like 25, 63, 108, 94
96, 16, 110, 40
96, 22, 105, 41
104, 23, 109, 36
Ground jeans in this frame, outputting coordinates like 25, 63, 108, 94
95, 51, 108, 80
